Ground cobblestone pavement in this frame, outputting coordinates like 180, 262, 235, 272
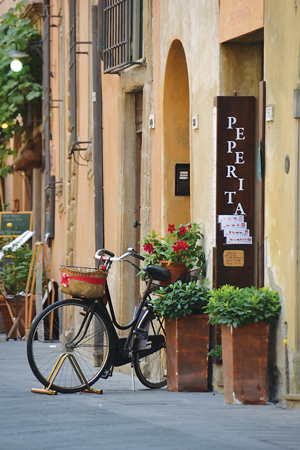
1, 336, 300, 450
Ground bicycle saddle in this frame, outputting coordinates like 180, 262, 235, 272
144, 265, 170, 281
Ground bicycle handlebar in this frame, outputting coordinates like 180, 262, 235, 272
95, 247, 145, 262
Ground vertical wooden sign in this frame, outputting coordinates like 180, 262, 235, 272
213, 96, 255, 288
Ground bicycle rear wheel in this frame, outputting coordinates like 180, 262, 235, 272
27, 298, 113, 393
133, 309, 167, 389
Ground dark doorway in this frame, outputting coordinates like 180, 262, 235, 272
135, 90, 143, 304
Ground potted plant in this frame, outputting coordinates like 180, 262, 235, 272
205, 285, 281, 404
152, 279, 211, 392
207, 345, 223, 394
1, 243, 33, 294
140, 222, 206, 284
0, 233, 33, 338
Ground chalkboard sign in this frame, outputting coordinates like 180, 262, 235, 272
0, 212, 33, 236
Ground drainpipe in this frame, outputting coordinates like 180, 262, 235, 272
92, 2, 104, 250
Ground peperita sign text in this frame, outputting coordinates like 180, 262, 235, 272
213, 96, 255, 288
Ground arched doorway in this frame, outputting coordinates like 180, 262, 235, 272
163, 40, 190, 230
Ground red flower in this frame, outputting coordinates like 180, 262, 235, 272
179, 226, 187, 236
143, 243, 155, 254
180, 240, 189, 251
168, 224, 175, 233
187, 224, 192, 229
172, 240, 189, 253
172, 245, 180, 253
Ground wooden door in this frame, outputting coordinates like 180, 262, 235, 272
135, 91, 143, 303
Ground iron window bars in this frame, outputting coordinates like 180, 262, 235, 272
103, 0, 143, 74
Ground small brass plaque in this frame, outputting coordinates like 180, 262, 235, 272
223, 250, 244, 267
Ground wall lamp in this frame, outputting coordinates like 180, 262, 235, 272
0, 125, 8, 143
6, 42, 28, 72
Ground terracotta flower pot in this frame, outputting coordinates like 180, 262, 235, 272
221, 322, 269, 404
159, 261, 188, 286
165, 314, 210, 391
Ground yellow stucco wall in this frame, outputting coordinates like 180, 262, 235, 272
0, 0, 17, 16
219, 0, 264, 43
264, 0, 300, 393
152, 0, 220, 280
152, 0, 300, 397
163, 40, 190, 228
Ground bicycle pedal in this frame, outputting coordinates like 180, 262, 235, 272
100, 370, 110, 379
134, 328, 148, 340
100, 367, 114, 379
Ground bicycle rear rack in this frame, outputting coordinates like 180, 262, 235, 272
31, 352, 103, 395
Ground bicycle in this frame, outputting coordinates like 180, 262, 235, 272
27, 247, 172, 394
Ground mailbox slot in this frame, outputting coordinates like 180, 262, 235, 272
175, 164, 190, 196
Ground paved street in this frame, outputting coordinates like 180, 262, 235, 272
1, 335, 300, 450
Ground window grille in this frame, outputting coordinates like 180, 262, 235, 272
103, 0, 143, 74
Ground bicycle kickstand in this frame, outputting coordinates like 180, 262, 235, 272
131, 361, 135, 391
31, 353, 103, 395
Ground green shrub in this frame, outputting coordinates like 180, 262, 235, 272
0, 241, 33, 294
152, 279, 211, 320
204, 285, 281, 328
207, 344, 222, 360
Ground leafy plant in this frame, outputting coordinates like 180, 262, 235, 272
0, 0, 43, 176
204, 285, 281, 328
0, 238, 33, 294
207, 345, 222, 360
140, 223, 206, 275
152, 279, 211, 320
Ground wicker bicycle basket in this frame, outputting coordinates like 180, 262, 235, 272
59, 265, 107, 298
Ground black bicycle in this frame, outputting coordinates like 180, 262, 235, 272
27, 248, 171, 393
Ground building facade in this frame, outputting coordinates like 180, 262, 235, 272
1, 0, 300, 404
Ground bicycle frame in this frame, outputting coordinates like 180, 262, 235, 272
98, 277, 154, 368
65, 254, 157, 370
65, 301, 98, 349
68, 247, 168, 377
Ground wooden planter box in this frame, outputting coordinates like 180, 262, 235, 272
0, 295, 36, 339
221, 322, 269, 405
165, 314, 210, 391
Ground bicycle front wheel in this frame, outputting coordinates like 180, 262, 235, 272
27, 298, 113, 393
133, 310, 167, 389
